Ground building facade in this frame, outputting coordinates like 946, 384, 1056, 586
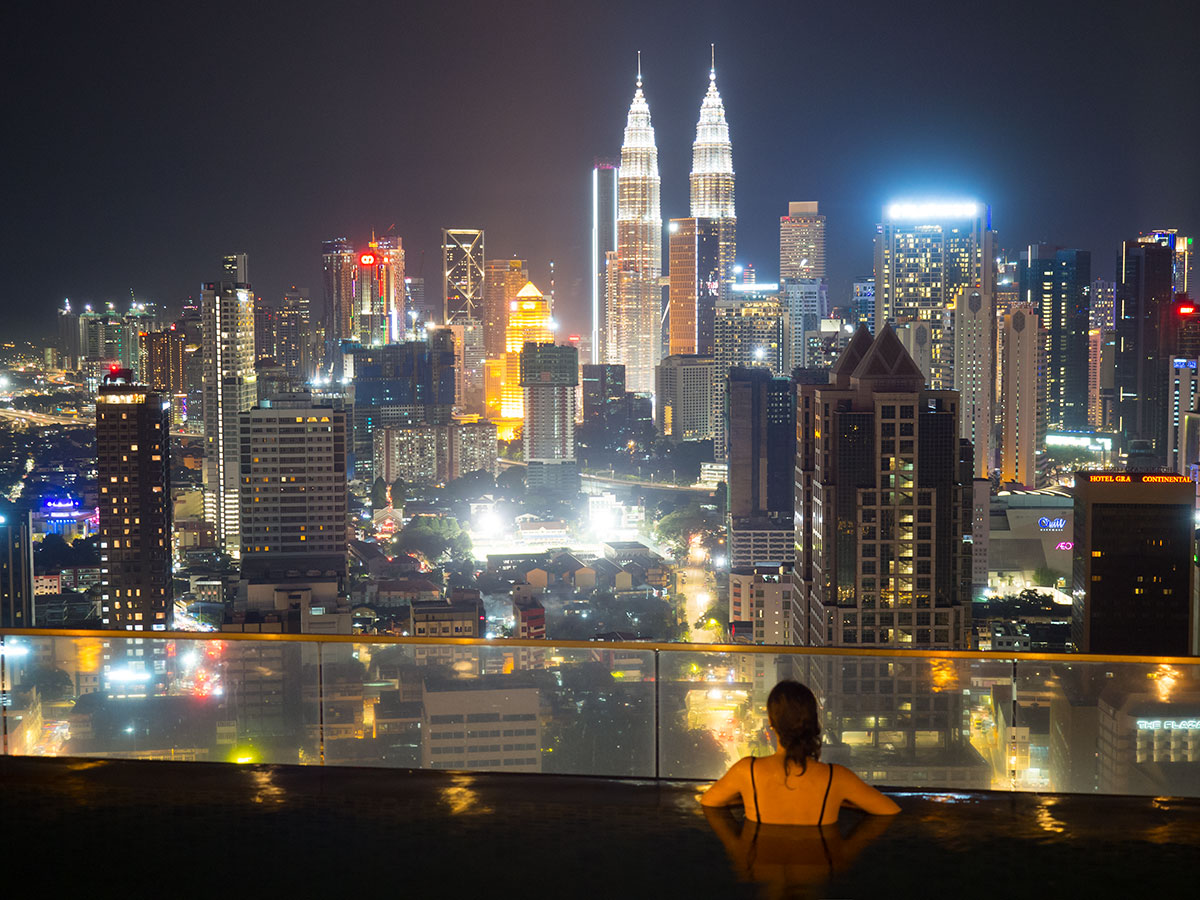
780, 202, 826, 282
442, 229, 485, 323
592, 160, 618, 364
483, 258, 528, 360
655, 354, 715, 442
999, 306, 1045, 488
521, 342, 578, 493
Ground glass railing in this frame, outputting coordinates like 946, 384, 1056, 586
2, 629, 1198, 797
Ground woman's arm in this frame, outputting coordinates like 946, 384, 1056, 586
836, 766, 901, 815
700, 757, 750, 807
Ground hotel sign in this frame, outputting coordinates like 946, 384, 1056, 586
1137, 719, 1200, 731
1086, 474, 1192, 484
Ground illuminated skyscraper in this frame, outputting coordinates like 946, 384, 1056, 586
780, 202, 826, 282
352, 236, 404, 346
609, 60, 662, 394
443, 229, 485, 323
592, 160, 618, 364
1138, 229, 1193, 295
97, 368, 172, 631
999, 306, 1045, 487
521, 342, 579, 494
483, 258, 528, 359
321, 238, 355, 368
276, 288, 313, 384
202, 273, 257, 558
713, 285, 785, 460
873, 201, 995, 391
668, 217, 722, 356
689, 53, 735, 301
503, 282, 554, 419
139, 329, 184, 395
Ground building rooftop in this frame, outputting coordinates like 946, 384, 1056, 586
3, 755, 1196, 897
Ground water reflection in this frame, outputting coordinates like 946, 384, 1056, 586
704, 807, 894, 898
439, 774, 495, 816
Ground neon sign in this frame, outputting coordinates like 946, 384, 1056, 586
1038, 517, 1067, 531
1137, 719, 1200, 730
359, 253, 377, 266
1173, 359, 1197, 369
1055, 541, 1074, 551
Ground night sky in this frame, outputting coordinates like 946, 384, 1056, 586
4, 0, 1197, 341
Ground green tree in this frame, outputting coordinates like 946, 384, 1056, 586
370, 477, 388, 510
1032, 565, 1065, 587
391, 516, 473, 563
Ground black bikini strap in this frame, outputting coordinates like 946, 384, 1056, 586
819, 763, 834, 824
750, 757, 759, 822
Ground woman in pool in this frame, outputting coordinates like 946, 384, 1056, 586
701, 679, 900, 824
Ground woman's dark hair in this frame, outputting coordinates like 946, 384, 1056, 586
767, 680, 822, 776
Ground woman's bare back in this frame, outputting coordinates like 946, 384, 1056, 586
745, 755, 838, 826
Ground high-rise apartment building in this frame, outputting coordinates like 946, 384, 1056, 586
873, 201, 995, 391
254, 300, 276, 361
999, 306, 1045, 488
239, 394, 347, 582
953, 286, 994, 478
1166, 357, 1200, 473
1018, 246, 1091, 430
1115, 240, 1176, 459
581, 363, 626, 426
321, 238, 355, 369
521, 342, 578, 493
1072, 471, 1196, 655
793, 325, 972, 649
374, 419, 498, 485
609, 67, 662, 394
1090, 278, 1116, 331
1138, 229, 1193, 295
139, 329, 185, 395
689, 61, 735, 304
443, 229, 484, 323
501, 282, 553, 420
202, 276, 257, 558
729, 565, 791, 645
97, 369, 172, 631
0, 511, 34, 628
727, 367, 795, 572
592, 160, 618, 364
276, 288, 313, 384
780, 202, 826, 282
655, 355, 715, 442
668, 217, 723, 356
483, 258, 528, 359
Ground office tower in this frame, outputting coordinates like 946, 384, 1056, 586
139, 329, 185, 394
1072, 471, 1196, 655
483, 258, 529, 359
1166, 356, 1200, 472
582, 363, 626, 426
1018, 246, 1091, 430
779, 202, 826, 282
254, 300, 276, 360
322, 238, 355, 368
781, 278, 829, 372
349, 340, 456, 481
802, 318, 854, 370
852, 278, 875, 330
727, 367, 795, 572
501, 282, 553, 420
1088, 329, 1103, 428
592, 159, 618, 363
953, 286, 994, 478
794, 325, 972, 648
713, 287, 785, 459
405, 276, 435, 327
1090, 277, 1116, 331
175, 303, 204, 433
223, 252, 249, 283
351, 237, 405, 346
447, 319, 485, 415
668, 217, 723, 356
202, 276, 257, 558
874, 201, 995, 391
609, 65, 662, 394
239, 394, 347, 581
655, 355, 716, 442
999, 306, 1045, 487
276, 288, 313, 384
1115, 240, 1177, 459
689, 58, 736, 303
442, 229, 485, 323
1139, 229, 1193, 295
520, 342, 579, 493
96, 368, 172, 630
0, 510, 34, 628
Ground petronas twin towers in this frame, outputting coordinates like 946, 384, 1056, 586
606, 52, 735, 394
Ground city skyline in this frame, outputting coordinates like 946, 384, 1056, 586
3, 1, 1196, 342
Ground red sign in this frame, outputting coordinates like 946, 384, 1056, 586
1179, 304, 1196, 315
359, 253, 377, 266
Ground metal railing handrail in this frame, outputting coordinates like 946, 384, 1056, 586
3, 627, 1198, 667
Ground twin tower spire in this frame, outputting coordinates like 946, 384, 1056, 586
609, 48, 736, 394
